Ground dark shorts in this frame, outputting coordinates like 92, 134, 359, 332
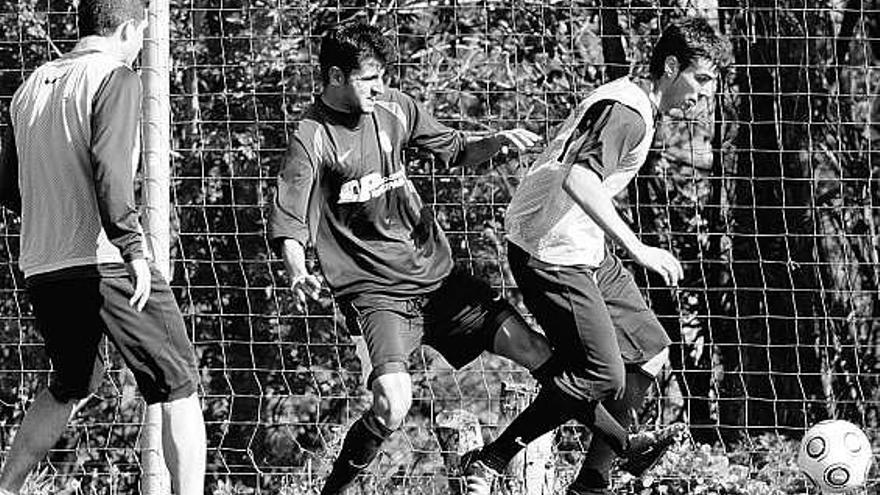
339, 268, 516, 385
508, 242, 670, 398
27, 263, 199, 405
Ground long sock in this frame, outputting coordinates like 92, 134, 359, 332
478, 383, 577, 473
529, 357, 629, 458
529, 355, 564, 385
585, 402, 630, 455
571, 370, 654, 490
321, 410, 393, 495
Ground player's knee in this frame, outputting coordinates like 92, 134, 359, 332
371, 373, 412, 431
491, 308, 552, 369
505, 328, 550, 364
372, 394, 411, 430
158, 391, 200, 410
519, 327, 551, 358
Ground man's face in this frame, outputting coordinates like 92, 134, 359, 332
341, 58, 386, 113
662, 56, 718, 117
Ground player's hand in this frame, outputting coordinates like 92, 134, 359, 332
496, 129, 541, 153
125, 258, 151, 312
631, 244, 683, 287
291, 273, 322, 312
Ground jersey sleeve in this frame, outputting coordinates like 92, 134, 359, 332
397, 91, 467, 168
91, 65, 144, 261
0, 122, 20, 214
561, 100, 647, 180
268, 135, 317, 251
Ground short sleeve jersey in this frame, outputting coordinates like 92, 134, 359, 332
505, 77, 656, 267
269, 89, 467, 298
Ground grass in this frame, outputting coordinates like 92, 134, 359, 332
12, 434, 878, 494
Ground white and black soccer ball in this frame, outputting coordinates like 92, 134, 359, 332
797, 420, 873, 494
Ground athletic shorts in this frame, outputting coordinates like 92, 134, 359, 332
26, 263, 199, 405
338, 268, 516, 385
508, 242, 670, 397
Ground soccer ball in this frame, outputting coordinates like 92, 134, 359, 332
797, 420, 873, 494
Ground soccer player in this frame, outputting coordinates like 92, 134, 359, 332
0, 2, 206, 494
269, 23, 684, 495
461, 18, 731, 495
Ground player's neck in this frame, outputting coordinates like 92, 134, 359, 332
73, 36, 128, 64
318, 94, 367, 130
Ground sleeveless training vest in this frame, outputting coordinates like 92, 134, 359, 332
505, 77, 655, 267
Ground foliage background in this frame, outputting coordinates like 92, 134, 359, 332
0, 0, 878, 493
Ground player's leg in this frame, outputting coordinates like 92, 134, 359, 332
0, 277, 105, 494
464, 252, 632, 481
321, 371, 412, 495
159, 393, 206, 495
0, 390, 78, 493
322, 300, 420, 494
567, 367, 658, 494
462, 244, 687, 494
420, 267, 628, 494
97, 265, 205, 495
489, 307, 552, 370
569, 253, 678, 494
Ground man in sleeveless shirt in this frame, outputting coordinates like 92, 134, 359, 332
462, 18, 731, 495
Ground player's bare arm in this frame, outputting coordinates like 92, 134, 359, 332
269, 133, 323, 312
563, 166, 683, 286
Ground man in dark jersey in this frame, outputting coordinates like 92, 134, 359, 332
269, 23, 683, 495
462, 18, 731, 495
0, 1, 206, 494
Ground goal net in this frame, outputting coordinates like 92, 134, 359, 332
0, 0, 877, 493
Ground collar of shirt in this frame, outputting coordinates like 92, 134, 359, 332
65, 37, 128, 65
316, 96, 368, 130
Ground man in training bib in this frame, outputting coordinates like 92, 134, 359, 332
462, 17, 731, 495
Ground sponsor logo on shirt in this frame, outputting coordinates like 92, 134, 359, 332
338, 170, 408, 204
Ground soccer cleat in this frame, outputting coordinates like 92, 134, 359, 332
618, 422, 687, 477
460, 449, 500, 495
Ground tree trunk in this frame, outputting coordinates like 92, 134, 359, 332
724, 0, 824, 432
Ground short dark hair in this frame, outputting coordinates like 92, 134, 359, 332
319, 23, 396, 84
78, 0, 146, 38
649, 18, 731, 79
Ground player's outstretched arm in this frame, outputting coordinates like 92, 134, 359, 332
563, 166, 683, 286
396, 90, 540, 169
279, 238, 321, 312
454, 129, 542, 169
0, 123, 20, 215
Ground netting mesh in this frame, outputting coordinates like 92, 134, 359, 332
1, 0, 879, 493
